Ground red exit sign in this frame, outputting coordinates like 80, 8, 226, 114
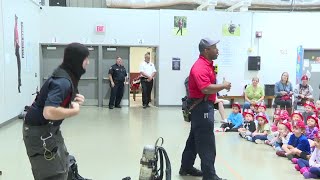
96, 25, 105, 33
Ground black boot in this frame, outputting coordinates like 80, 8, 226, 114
69, 163, 92, 180
179, 166, 203, 176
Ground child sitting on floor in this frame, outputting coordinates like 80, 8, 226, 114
220, 102, 243, 132
305, 114, 319, 148
271, 109, 281, 132
257, 102, 269, 121
267, 110, 289, 145
291, 110, 304, 127
247, 112, 270, 144
239, 109, 256, 138
315, 100, 320, 118
250, 103, 256, 114
272, 120, 293, 156
253, 103, 267, 127
282, 120, 311, 160
303, 101, 315, 124
294, 131, 320, 179
268, 120, 292, 153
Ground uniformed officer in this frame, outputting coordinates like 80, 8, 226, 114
108, 56, 127, 109
139, 52, 156, 108
180, 38, 231, 180
23, 43, 89, 180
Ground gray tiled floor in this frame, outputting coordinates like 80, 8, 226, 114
0, 107, 305, 180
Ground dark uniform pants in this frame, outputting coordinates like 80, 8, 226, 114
181, 101, 217, 180
141, 78, 153, 105
23, 123, 69, 180
274, 97, 292, 108
109, 81, 124, 107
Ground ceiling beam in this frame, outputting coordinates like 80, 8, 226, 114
226, 0, 252, 12
197, 0, 218, 11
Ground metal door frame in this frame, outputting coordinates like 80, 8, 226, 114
101, 45, 159, 107
40, 43, 100, 106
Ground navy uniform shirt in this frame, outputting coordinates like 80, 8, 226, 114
108, 64, 127, 82
25, 77, 72, 126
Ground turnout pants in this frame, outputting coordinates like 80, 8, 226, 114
23, 123, 69, 180
181, 101, 217, 180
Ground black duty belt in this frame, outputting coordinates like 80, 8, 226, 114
23, 122, 60, 136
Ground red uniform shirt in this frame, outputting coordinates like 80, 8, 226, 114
188, 55, 216, 102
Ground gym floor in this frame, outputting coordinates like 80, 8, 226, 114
0, 107, 305, 180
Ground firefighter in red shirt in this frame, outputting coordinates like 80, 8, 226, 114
180, 38, 231, 180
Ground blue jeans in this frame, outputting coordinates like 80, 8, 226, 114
243, 101, 251, 111
252, 135, 268, 142
309, 167, 320, 177
274, 142, 282, 148
297, 158, 309, 168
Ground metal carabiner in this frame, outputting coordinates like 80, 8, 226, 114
40, 133, 53, 148
40, 133, 53, 141
40, 133, 56, 160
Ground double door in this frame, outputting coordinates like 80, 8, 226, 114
41, 44, 130, 106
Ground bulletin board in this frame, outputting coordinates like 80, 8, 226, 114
300, 48, 320, 101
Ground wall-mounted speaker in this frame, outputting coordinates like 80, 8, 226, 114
248, 56, 260, 71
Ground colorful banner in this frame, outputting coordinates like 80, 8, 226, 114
296, 45, 304, 84
21, 22, 24, 58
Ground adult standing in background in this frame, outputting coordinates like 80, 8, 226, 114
243, 77, 265, 111
274, 72, 293, 113
108, 57, 127, 109
139, 52, 156, 109
180, 38, 230, 180
14, 15, 21, 93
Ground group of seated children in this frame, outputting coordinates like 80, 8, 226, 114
218, 100, 320, 179
217, 101, 269, 132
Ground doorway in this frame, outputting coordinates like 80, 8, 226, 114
102, 46, 130, 107
40, 44, 99, 106
129, 47, 157, 107
301, 49, 320, 101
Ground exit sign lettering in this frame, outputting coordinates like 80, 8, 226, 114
96, 25, 105, 33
